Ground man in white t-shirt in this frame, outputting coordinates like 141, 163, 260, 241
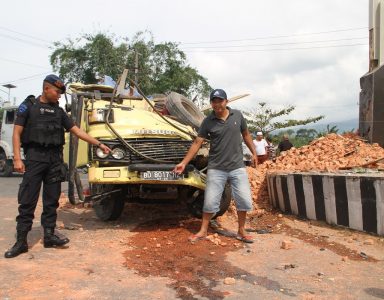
253, 131, 268, 164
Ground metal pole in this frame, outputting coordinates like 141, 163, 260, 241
134, 50, 139, 86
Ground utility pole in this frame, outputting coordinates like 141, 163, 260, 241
134, 50, 139, 86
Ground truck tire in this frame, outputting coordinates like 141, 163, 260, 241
188, 184, 232, 219
165, 92, 205, 129
0, 151, 13, 177
91, 184, 125, 221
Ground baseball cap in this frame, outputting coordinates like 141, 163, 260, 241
209, 89, 227, 101
256, 131, 263, 136
44, 74, 66, 94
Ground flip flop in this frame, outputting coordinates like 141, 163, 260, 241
236, 235, 254, 244
188, 235, 207, 243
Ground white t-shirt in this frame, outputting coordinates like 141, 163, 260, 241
253, 139, 268, 155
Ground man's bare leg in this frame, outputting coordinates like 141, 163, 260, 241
237, 210, 247, 236
192, 212, 214, 238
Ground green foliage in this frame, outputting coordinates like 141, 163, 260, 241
316, 124, 339, 137
270, 125, 355, 149
243, 102, 324, 135
50, 31, 211, 98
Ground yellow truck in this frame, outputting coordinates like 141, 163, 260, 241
65, 72, 231, 221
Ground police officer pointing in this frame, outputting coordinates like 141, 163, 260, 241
5, 74, 111, 258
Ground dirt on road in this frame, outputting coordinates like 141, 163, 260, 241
1, 191, 384, 300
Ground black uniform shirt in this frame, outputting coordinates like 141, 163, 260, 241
198, 107, 247, 171
15, 96, 75, 162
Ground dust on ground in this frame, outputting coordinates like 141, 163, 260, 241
1, 193, 384, 299
122, 210, 384, 300
123, 217, 295, 300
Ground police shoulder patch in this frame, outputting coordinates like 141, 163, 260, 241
17, 103, 28, 114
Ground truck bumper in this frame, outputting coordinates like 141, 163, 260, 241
88, 165, 206, 190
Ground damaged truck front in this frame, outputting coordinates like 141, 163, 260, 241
64, 77, 231, 221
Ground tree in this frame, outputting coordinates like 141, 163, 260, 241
50, 32, 211, 98
243, 102, 324, 135
316, 124, 339, 137
296, 128, 318, 139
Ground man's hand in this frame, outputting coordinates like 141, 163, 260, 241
99, 143, 111, 154
173, 163, 186, 174
13, 159, 25, 173
251, 155, 258, 168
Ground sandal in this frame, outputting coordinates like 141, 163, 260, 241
188, 234, 207, 243
236, 235, 254, 244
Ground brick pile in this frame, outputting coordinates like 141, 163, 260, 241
246, 133, 384, 211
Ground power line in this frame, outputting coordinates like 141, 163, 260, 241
180, 26, 368, 45
184, 43, 367, 53
0, 57, 51, 70
181, 37, 367, 49
0, 72, 48, 85
0, 26, 52, 43
0, 33, 49, 49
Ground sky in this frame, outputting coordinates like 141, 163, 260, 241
0, 0, 369, 124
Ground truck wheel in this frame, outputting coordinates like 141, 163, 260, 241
166, 92, 205, 129
0, 151, 13, 177
188, 184, 232, 219
91, 184, 125, 221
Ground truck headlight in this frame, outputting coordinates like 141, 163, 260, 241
111, 147, 125, 160
96, 147, 109, 159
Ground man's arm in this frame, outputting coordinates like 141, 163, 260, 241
69, 126, 111, 153
12, 125, 25, 173
173, 137, 204, 174
242, 129, 257, 167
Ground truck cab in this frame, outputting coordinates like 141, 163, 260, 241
0, 104, 24, 176
65, 78, 231, 221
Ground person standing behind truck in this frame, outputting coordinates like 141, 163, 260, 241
278, 134, 293, 154
253, 131, 269, 164
4, 74, 111, 259
174, 89, 257, 244
266, 136, 276, 162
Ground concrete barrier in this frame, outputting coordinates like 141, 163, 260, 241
267, 172, 384, 235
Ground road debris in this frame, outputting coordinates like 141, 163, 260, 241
246, 133, 384, 210
224, 277, 236, 285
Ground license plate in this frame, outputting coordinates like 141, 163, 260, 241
140, 171, 184, 181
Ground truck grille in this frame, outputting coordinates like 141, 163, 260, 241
92, 138, 192, 164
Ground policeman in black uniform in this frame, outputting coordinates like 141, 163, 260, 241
5, 74, 111, 258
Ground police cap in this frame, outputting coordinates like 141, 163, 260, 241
44, 74, 66, 94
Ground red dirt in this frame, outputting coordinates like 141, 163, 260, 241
123, 217, 295, 299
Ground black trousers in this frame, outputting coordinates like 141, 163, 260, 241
16, 160, 62, 232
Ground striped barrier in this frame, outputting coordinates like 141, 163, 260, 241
267, 172, 384, 236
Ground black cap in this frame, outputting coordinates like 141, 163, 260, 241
209, 89, 227, 101
44, 74, 66, 94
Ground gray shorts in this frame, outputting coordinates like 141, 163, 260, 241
203, 167, 253, 213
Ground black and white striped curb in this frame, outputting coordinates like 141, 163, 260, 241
267, 172, 384, 235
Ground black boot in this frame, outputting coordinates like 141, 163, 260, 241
4, 231, 28, 258
43, 228, 69, 248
